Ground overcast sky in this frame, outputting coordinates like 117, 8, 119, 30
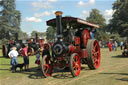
15, 0, 116, 34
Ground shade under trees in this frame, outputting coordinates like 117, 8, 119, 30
109, 0, 128, 37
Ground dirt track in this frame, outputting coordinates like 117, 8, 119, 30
0, 48, 128, 85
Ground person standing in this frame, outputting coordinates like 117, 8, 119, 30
108, 41, 112, 52
114, 41, 118, 51
22, 44, 29, 71
120, 41, 123, 50
8, 46, 18, 72
112, 42, 115, 51
90, 28, 96, 39
123, 41, 128, 56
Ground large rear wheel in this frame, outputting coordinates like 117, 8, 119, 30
41, 55, 53, 78
87, 39, 101, 69
70, 53, 81, 77
82, 29, 90, 48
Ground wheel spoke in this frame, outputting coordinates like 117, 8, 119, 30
70, 53, 81, 77
73, 65, 76, 69
93, 51, 99, 56
73, 55, 80, 74
44, 64, 48, 67
93, 43, 100, 67
45, 67, 49, 73
92, 43, 98, 53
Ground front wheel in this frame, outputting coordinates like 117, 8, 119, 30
70, 53, 81, 77
41, 55, 53, 78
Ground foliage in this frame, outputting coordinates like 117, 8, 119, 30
0, 38, 8, 48
86, 9, 108, 41
0, 0, 21, 40
95, 30, 110, 41
31, 30, 46, 39
18, 31, 29, 40
86, 9, 106, 30
46, 26, 55, 42
108, 0, 128, 37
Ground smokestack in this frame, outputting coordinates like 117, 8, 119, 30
55, 11, 63, 39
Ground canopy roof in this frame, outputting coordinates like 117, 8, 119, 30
46, 17, 99, 29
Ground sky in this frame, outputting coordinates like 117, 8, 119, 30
15, 0, 116, 34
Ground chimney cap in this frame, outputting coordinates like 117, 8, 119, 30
55, 11, 63, 16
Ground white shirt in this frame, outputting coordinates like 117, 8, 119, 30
8, 50, 19, 58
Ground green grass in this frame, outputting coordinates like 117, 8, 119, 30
0, 48, 128, 85
0, 49, 37, 77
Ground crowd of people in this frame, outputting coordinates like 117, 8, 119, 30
108, 40, 118, 52
8, 44, 45, 72
108, 40, 128, 54
122, 41, 128, 56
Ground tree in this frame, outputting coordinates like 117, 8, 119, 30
18, 31, 29, 40
46, 26, 55, 42
108, 0, 128, 37
31, 30, 46, 39
86, 9, 108, 40
0, 0, 21, 40
86, 9, 106, 31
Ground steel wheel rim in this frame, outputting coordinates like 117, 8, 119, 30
42, 56, 53, 77
73, 55, 81, 76
92, 41, 100, 68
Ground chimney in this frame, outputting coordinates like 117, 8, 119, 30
55, 11, 63, 39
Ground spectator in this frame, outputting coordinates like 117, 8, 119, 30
114, 41, 118, 51
123, 41, 128, 56
108, 41, 112, 52
123, 41, 128, 50
90, 28, 96, 39
42, 44, 50, 57
120, 41, 123, 50
8, 46, 18, 72
112, 42, 115, 51
22, 44, 30, 71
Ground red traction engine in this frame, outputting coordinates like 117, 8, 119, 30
41, 11, 101, 77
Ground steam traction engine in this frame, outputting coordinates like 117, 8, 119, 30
2, 33, 44, 57
2, 33, 24, 57
41, 11, 101, 77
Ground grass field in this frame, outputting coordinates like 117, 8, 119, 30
0, 48, 128, 85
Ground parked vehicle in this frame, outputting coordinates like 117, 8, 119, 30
2, 33, 44, 57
